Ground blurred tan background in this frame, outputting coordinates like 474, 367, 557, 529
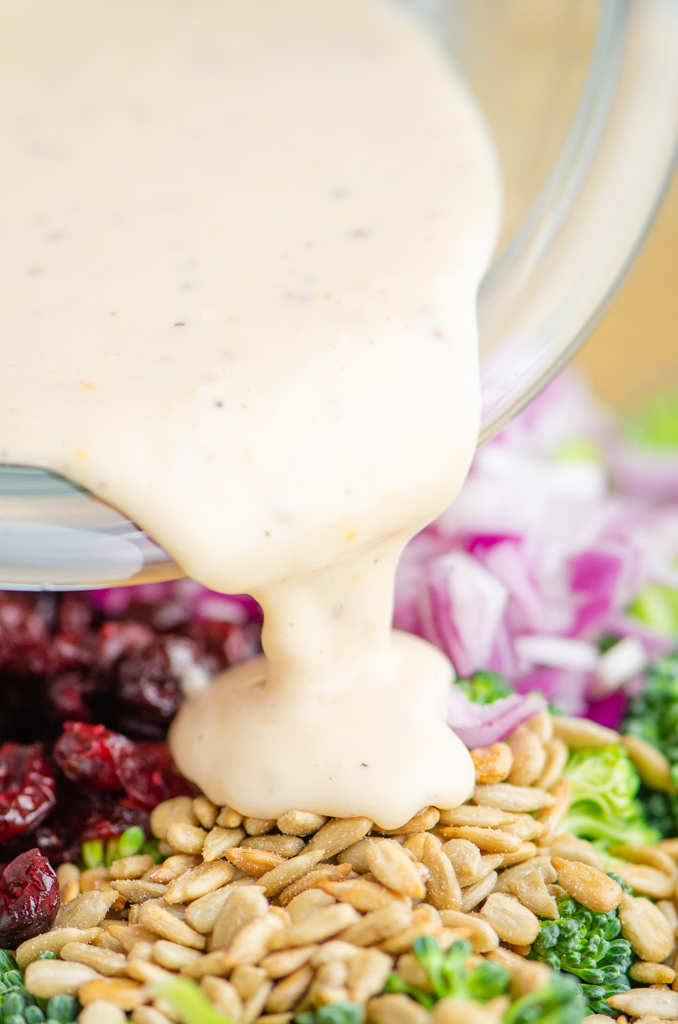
573, 169, 678, 411
453, 0, 677, 416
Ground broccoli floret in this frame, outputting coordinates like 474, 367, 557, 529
459, 670, 514, 705
624, 654, 678, 766
504, 973, 587, 1024
559, 745, 659, 849
384, 937, 511, 1008
636, 786, 678, 838
529, 892, 633, 1016
622, 654, 678, 836
387, 938, 586, 1024
297, 1005, 365, 1024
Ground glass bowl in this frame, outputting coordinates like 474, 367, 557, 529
2, 0, 678, 590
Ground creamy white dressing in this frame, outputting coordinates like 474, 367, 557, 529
0, 0, 500, 827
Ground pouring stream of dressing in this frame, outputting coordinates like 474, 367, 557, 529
0, 0, 500, 827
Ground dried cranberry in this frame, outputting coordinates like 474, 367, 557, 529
224, 622, 262, 666
47, 631, 96, 674
95, 623, 185, 738
35, 791, 150, 864
185, 618, 261, 672
58, 593, 95, 636
53, 722, 136, 791
0, 594, 51, 677
0, 848, 60, 947
53, 722, 172, 811
0, 743, 56, 843
138, 741, 195, 802
42, 596, 97, 680
77, 797, 149, 844
97, 621, 155, 669
114, 638, 184, 734
43, 671, 96, 726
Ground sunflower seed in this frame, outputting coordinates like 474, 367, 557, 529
618, 893, 675, 962
473, 784, 555, 813
139, 901, 206, 948
193, 796, 219, 830
479, 892, 540, 945
552, 716, 620, 748
152, 940, 204, 970
340, 901, 414, 948
469, 744, 513, 785
80, 1001, 128, 1024
367, 992, 429, 1024
110, 855, 156, 880
166, 822, 208, 855
613, 863, 675, 899
271, 903, 360, 949
60, 941, 128, 977
437, 827, 521, 855
258, 850, 327, 899
25, 959, 102, 998
321, 878, 400, 913
242, 836, 306, 859
165, 861, 235, 904
305, 818, 374, 859
628, 962, 676, 984
16, 928, 102, 971
278, 862, 351, 905
212, 887, 269, 950
150, 796, 198, 840
438, 911, 498, 953
78, 977, 150, 1010
460, 873, 498, 913
507, 726, 546, 787
201, 975, 244, 1019
365, 840, 426, 899
266, 965, 314, 1013
203, 826, 247, 862
373, 808, 440, 836
551, 857, 622, 912
277, 811, 328, 836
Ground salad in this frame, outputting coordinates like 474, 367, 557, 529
1, 373, 678, 1024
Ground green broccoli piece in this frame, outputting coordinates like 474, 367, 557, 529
556, 438, 603, 465
81, 839, 105, 869
0, 950, 80, 1022
629, 584, 678, 637
81, 827, 162, 871
296, 1004, 365, 1024
45, 995, 79, 1023
559, 745, 659, 849
504, 973, 587, 1024
459, 670, 514, 705
384, 937, 511, 1008
151, 977, 235, 1023
529, 892, 633, 1016
635, 786, 678, 838
624, 655, 678, 767
624, 391, 678, 450
622, 654, 678, 836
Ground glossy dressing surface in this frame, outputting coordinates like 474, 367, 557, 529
0, 0, 500, 826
